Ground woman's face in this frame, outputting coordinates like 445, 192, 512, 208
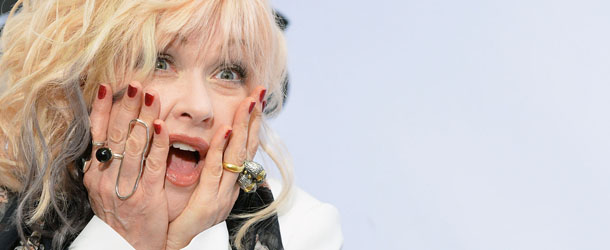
135, 34, 252, 220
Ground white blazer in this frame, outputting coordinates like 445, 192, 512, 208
70, 179, 343, 249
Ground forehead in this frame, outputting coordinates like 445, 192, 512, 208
165, 32, 246, 65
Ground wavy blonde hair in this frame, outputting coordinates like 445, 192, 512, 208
0, 0, 292, 248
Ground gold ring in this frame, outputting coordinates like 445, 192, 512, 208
222, 162, 244, 173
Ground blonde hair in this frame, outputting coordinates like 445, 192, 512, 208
0, 0, 292, 248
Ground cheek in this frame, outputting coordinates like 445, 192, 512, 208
209, 94, 246, 125
146, 83, 180, 120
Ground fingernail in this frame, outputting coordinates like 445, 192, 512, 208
127, 84, 137, 98
259, 89, 267, 102
145, 93, 154, 106
224, 129, 232, 139
248, 101, 256, 114
262, 101, 267, 112
97, 85, 107, 99
154, 122, 161, 134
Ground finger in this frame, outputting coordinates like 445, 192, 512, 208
221, 96, 257, 196
102, 82, 142, 197
246, 87, 267, 160
106, 82, 142, 153
84, 84, 113, 191
117, 89, 161, 196
141, 119, 169, 194
194, 125, 233, 202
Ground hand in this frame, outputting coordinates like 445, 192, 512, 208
84, 82, 170, 249
165, 86, 267, 250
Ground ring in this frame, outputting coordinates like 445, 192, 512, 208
77, 141, 94, 173
222, 162, 244, 173
238, 160, 267, 193
92, 141, 106, 147
115, 119, 150, 200
95, 147, 123, 163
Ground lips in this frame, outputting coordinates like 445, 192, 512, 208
165, 134, 209, 187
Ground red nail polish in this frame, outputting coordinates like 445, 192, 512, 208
153, 123, 161, 134
145, 93, 154, 106
127, 84, 137, 98
97, 85, 107, 99
262, 101, 267, 112
259, 89, 267, 102
248, 101, 256, 114
224, 129, 232, 139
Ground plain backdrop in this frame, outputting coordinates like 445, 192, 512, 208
267, 0, 610, 249
0, 0, 608, 249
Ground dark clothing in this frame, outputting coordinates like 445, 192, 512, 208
0, 187, 283, 250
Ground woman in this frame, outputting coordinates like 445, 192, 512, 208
0, 0, 342, 249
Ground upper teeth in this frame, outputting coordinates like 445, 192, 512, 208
171, 143, 196, 152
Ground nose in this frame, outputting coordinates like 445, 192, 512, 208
170, 74, 213, 125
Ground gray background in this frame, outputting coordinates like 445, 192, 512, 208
269, 0, 610, 249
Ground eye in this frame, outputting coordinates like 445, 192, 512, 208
216, 69, 239, 80
214, 69, 240, 81
155, 57, 169, 71
213, 65, 247, 83
155, 54, 174, 71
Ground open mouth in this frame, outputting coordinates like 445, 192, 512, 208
165, 136, 209, 187
169, 143, 201, 165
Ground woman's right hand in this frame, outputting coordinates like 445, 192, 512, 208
84, 82, 170, 249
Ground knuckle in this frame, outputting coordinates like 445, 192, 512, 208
83, 174, 94, 191
237, 120, 249, 130
153, 135, 165, 147
124, 136, 145, 158
107, 127, 125, 145
235, 147, 247, 161
211, 162, 223, 177
121, 98, 139, 112
152, 136, 167, 149
202, 163, 222, 179
90, 124, 106, 139
166, 239, 182, 250
145, 157, 163, 174
223, 152, 236, 163
142, 176, 159, 192
210, 144, 224, 155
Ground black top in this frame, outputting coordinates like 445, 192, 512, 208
0, 186, 283, 250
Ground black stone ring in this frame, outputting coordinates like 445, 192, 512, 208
95, 147, 124, 163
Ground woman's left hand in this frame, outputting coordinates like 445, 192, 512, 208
165, 86, 267, 250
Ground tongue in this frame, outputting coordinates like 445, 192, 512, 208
167, 148, 198, 174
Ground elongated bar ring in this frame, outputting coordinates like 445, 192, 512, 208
95, 147, 123, 162
115, 119, 151, 200
238, 160, 267, 193
222, 162, 245, 173
92, 141, 106, 147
